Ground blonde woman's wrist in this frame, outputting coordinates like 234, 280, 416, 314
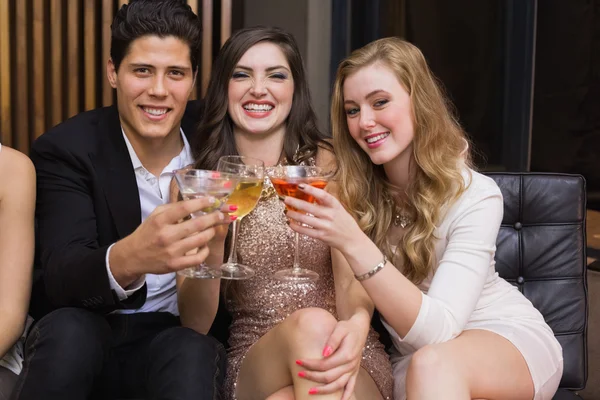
343, 240, 387, 277
339, 230, 370, 256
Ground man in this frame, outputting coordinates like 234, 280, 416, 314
12, 1, 225, 399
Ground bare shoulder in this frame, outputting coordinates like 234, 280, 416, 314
0, 146, 35, 184
0, 145, 34, 170
315, 140, 337, 172
314, 140, 340, 198
0, 146, 36, 204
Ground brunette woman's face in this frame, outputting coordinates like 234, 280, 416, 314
227, 42, 294, 138
343, 63, 414, 166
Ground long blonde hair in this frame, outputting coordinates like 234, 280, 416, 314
332, 37, 471, 284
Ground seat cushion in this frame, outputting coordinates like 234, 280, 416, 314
553, 388, 582, 399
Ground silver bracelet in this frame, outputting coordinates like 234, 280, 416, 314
354, 254, 387, 281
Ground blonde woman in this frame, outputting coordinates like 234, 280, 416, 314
0, 143, 34, 399
284, 38, 563, 400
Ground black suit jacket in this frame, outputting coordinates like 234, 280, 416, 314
30, 101, 203, 317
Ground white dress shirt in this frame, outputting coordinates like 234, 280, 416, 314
105, 129, 194, 315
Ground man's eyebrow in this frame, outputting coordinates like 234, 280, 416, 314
129, 63, 191, 70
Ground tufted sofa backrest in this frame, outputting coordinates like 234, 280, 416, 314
487, 173, 587, 390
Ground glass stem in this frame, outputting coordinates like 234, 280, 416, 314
292, 230, 301, 271
226, 218, 240, 264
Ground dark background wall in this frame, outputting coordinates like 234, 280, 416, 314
333, 0, 600, 209
532, 0, 600, 208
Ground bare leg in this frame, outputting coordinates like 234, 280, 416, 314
353, 367, 384, 400
405, 329, 534, 400
236, 308, 384, 400
236, 308, 340, 400
266, 386, 295, 400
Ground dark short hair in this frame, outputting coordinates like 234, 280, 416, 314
193, 26, 332, 170
110, 0, 202, 72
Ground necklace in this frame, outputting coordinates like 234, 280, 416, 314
386, 197, 413, 228
393, 207, 412, 228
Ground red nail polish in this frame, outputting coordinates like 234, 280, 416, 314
323, 346, 333, 357
298, 371, 306, 378
230, 215, 237, 221
309, 388, 318, 395
229, 205, 238, 211
295, 360, 303, 366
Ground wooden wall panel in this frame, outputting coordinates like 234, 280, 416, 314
201, 0, 213, 97
67, 1, 80, 118
0, 0, 11, 146
221, 0, 232, 46
15, 0, 29, 150
102, 0, 114, 106
33, 0, 46, 139
0, 0, 233, 154
84, 0, 96, 111
188, 0, 199, 100
50, 0, 63, 127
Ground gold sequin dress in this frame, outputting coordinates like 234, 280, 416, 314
223, 175, 393, 399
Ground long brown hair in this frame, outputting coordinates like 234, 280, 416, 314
332, 38, 471, 284
192, 26, 331, 170
194, 27, 332, 301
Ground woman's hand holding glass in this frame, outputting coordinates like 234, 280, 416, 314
296, 316, 370, 399
268, 165, 332, 282
216, 156, 265, 280
283, 183, 365, 254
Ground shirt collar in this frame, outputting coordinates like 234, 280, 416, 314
121, 128, 193, 172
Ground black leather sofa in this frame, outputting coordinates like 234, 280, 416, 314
488, 173, 588, 399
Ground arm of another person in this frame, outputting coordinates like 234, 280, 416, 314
284, 181, 504, 352
169, 179, 222, 334
296, 149, 374, 397
320, 145, 373, 340
0, 147, 35, 357
320, 149, 373, 346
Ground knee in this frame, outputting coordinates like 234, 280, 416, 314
27, 308, 110, 359
150, 327, 225, 369
407, 345, 449, 382
287, 308, 337, 346
26, 308, 110, 375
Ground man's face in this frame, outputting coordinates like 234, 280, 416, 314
107, 35, 196, 144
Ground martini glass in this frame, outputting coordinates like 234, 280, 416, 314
217, 156, 265, 280
268, 165, 330, 282
174, 168, 238, 279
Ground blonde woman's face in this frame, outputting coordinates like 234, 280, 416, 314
342, 63, 414, 166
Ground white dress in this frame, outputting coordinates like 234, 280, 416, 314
383, 169, 563, 400
0, 142, 34, 375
